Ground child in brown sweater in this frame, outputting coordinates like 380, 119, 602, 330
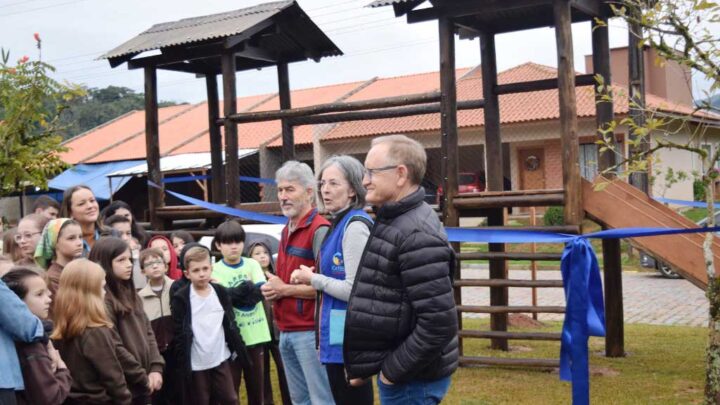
89, 237, 165, 404
2, 266, 72, 405
52, 259, 148, 404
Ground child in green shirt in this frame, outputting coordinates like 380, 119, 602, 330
212, 220, 270, 405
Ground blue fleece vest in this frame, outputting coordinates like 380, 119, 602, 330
317, 209, 372, 364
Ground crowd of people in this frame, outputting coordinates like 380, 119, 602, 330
0, 134, 459, 405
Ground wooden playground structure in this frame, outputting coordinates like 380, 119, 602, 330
102, 0, 719, 369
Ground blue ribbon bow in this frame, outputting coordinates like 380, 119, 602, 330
560, 238, 606, 405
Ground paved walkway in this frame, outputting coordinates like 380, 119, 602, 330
460, 267, 708, 327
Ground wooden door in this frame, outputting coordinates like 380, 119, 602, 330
518, 148, 545, 190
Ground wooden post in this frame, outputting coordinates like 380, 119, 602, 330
206, 74, 225, 203
144, 65, 164, 230
628, 14, 649, 194
221, 52, 239, 207
277, 62, 294, 161
439, 16, 462, 355
593, 17, 625, 358
592, 17, 616, 172
553, 0, 582, 226
480, 30, 508, 351
530, 207, 538, 320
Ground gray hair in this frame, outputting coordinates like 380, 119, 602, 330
275, 160, 316, 192
317, 155, 367, 210
371, 134, 426, 185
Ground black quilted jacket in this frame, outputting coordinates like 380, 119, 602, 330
343, 187, 459, 384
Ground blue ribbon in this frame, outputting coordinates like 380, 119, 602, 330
655, 197, 714, 208
560, 239, 605, 405
148, 181, 286, 225
146, 184, 719, 404
159, 174, 276, 185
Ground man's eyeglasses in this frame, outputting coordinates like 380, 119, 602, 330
14, 232, 41, 243
142, 260, 164, 269
363, 165, 398, 180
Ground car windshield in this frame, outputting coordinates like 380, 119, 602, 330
459, 174, 475, 184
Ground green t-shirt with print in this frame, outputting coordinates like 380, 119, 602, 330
212, 257, 271, 346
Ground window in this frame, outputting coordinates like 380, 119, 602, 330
579, 143, 598, 180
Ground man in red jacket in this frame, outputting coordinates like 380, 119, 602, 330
261, 161, 333, 405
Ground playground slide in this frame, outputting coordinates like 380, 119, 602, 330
582, 178, 720, 289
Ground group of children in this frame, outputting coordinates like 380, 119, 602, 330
1, 190, 291, 405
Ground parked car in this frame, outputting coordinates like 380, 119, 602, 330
436, 171, 486, 204
200, 223, 283, 263
639, 210, 720, 279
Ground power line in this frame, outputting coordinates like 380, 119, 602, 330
60, 37, 438, 83
43, 3, 390, 67
0, 0, 91, 18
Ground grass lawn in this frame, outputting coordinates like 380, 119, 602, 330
251, 319, 706, 404
444, 319, 706, 404
683, 208, 709, 223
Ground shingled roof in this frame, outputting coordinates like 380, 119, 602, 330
101, 1, 342, 74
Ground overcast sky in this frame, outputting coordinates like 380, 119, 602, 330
0, 0, 714, 103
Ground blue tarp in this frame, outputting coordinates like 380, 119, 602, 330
49, 161, 143, 200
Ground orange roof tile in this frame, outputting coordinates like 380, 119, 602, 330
322, 62, 716, 140
247, 80, 369, 148
61, 105, 192, 164
78, 95, 271, 163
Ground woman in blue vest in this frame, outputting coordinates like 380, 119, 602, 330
290, 155, 373, 405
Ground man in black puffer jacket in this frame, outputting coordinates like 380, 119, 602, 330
344, 134, 458, 404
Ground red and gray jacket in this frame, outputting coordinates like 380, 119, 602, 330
275, 208, 330, 332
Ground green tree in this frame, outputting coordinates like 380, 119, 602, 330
0, 49, 84, 195
597, 1, 720, 402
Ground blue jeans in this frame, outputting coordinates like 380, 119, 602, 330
377, 375, 452, 405
279, 331, 334, 405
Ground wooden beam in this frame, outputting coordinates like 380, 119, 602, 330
494, 74, 595, 95
460, 356, 558, 368
455, 279, 564, 288
458, 252, 562, 261
439, 17, 459, 229
205, 74, 225, 204
602, 230, 625, 357
480, 31, 508, 351
144, 66, 164, 230
458, 305, 565, 314
592, 17, 616, 173
388, 0, 426, 16
628, 14, 649, 193
454, 192, 564, 209
554, 0, 583, 226
224, 91, 442, 124
591, 19, 622, 357
236, 44, 277, 63
277, 62, 294, 161
221, 51, 240, 207
438, 16, 462, 358
128, 43, 224, 70
407, 0, 550, 24
288, 99, 484, 126
460, 330, 562, 341
570, 0, 602, 17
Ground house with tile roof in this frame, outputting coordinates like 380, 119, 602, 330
56, 47, 720, 217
